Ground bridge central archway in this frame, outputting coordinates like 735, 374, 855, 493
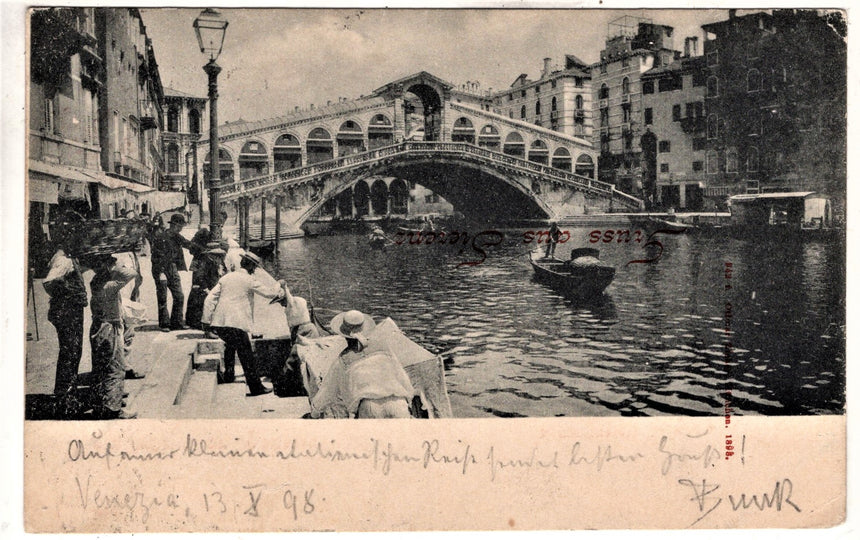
404, 83, 443, 142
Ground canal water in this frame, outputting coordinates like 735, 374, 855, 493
270, 227, 845, 417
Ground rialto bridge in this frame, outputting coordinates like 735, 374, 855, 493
195, 72, 642, 238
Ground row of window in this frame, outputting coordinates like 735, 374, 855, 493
658, 147, 761, 175
597, 78, 632, 100
505, 78, 585, 102
166, 106, 202, 134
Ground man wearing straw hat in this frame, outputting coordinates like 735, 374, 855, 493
311, 310, 414, 419
202, 251, 281, 396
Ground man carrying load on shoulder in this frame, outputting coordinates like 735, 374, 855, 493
84, 253, 139, 420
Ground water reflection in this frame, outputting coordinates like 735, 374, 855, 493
270, 228, 845, 417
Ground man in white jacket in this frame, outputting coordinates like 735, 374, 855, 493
202, 251, 282, 396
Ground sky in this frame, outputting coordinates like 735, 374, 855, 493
142, 8, 735, 125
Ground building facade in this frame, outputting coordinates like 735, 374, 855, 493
96, 8, 165, 191
589, 17, 680, 194
491, 55, 593, 141
640, 55, 707, 209
162, 88, 207, 196
28, 7, 181, 271
700, 9, 846, 215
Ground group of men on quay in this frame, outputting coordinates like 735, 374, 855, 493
41, 210, 417, 420
41, 210, 308, 420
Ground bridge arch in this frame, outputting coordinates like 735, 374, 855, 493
575, 153, 595, 178
552, 147, 572, 171
389, 178, 409, 214
370, 178, 389, 215
503, 131, 525, 158
478, 124, 500, 151
203, 147, 236, 185
368, 113, 394, 149
353, 179, 370, 217
293, 152, 557, 227
404, 83, 443, 141
274, 133, 302, 172
336, 119, 365, 156
238, 140, 269, 181
306, 127, 334, 164
528, 139, 549, 165
451, 117, 475, 144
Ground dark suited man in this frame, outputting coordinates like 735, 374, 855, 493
151, 213, 192, 331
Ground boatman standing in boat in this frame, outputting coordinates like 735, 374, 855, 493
545, 221, 561, 259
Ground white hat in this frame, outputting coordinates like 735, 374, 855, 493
330, 310, 375, 338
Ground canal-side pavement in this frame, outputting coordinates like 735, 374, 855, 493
25, 224, 311, 420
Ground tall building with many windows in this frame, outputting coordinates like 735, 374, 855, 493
640, 54, 707, 209
28, 8, 182, 271
700, 9, 846, 214
96, 8, 165, 190
492, 55, 593, 141
590, 16, 680, 193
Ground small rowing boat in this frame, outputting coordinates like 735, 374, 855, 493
529, 248, 615, 298
247, 238, 275, 257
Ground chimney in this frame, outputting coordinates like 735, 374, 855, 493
294, 106, 299, 112
327, 100, 332, 106
542, 57, 552, 78
310, 103, 315, 110
684, 37, 690, 57
729, 9, 737, 19
690, 36, 698, 56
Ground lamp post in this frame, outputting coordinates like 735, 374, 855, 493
193, 8, 228, 238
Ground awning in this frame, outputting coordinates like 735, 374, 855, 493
80, 170, 154, 193
28, 160, 92, 203
729, 191, 818, 203
28, 177, 59, 204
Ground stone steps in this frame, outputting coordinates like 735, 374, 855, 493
127, 330, 198, 418
169, 369, 217, 419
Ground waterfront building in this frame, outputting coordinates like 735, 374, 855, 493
640, 53, 707, 210
492, 56, 593, 141
28, 7, 182, 271
162, 88, 207, 196
700, 9, 846, 215
589, 16, 680, 194
96, 8, 166, 196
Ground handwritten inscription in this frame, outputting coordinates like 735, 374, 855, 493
54, 431, 815, 528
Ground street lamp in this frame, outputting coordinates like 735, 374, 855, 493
193, 7, 228, 237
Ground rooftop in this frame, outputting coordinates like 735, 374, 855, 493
163, 87, 206, 101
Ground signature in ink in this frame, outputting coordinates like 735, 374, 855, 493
679, 478, 801, 527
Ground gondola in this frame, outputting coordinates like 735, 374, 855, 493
247, 238, 275, 257
529, 248, 615, 298
632, 216, 693, 233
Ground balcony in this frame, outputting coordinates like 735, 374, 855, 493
139, 99, 159, 130
550, 110, 559, 120
621, 94, 630, 103
680, 116, 706, 133
599, 99, 608, 109
113, 151, 147, 178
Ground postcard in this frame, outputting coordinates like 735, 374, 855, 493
19, 4, 848, 533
